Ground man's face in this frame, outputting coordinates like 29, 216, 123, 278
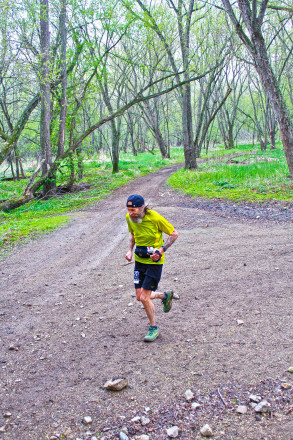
127, 206, 144, 223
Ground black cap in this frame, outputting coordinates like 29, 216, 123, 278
126, 194, 144, 208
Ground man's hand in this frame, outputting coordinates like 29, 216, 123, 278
125, 250, 133, 261
150, 249, 161, 262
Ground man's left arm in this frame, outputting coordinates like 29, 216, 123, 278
159, 229, 179, 254
150, 229, 179, 261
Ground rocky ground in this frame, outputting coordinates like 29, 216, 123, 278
0, 165, 293, 440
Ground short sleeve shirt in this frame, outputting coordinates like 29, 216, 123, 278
126, 210, 174, 264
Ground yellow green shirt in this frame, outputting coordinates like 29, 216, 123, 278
126, 210, 174, 264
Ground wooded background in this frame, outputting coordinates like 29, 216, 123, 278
0, 0, 292, 205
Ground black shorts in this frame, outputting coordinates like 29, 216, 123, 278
134, 261, 163, 291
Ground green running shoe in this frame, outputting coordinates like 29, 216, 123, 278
144, 326, 160, 342
162, 290, 174, 313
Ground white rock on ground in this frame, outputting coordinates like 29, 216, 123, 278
191, 402, 201, 410
103, 378, 128, 391
119, 431, 129, 440
82, 416, 92, 425
185, 389, 194, 401
200, 424, 214, 437
141, 416, 150, 425
281, 383, 291, 390
287, 366, 293, 373
254, 400, 271, 413
166, 426, 179, 438
236, 405, 248, 414
131, 416, 141, 422
134, 436, 150, 440
249, 394, 261, 403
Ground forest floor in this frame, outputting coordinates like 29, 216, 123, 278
0, 164, 293, 440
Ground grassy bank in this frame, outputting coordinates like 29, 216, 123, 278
168, 145, 293, 203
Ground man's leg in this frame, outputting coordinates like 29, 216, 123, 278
140, 288, 156, 326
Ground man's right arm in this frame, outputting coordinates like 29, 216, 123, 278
125, 233, 135, 261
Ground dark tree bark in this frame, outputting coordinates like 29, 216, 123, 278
40, 0, 55, 195
57, 0, 67, 157
221, 0, 293, 177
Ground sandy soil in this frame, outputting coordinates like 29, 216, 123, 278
0, 165, 293, 440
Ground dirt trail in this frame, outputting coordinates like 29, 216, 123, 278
1, 165, 293, 440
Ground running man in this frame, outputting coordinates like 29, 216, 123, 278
125, 194, 179, 342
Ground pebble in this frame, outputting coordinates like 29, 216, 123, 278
236, 405, 247, 414
103, 378, 128, 391
128, 303, 133, 307
0, 427, 5, 433
254, 400, 271, 413
8, 345, 19, 351
82, 416, 92, 425
249, 394, 261, 403
141, 416, 150, 425
191, 402, 201, 410
288, 366, 293, 373
200, 424, 213, 437
237, 320, 244, 325
131, 416, 141, 422
134, 436, 149, 440
185, 389, 194, 401
3, 412, 12, 418
119, 432, 129, 440
281, 383, 291, 389
166, 426, 179, 438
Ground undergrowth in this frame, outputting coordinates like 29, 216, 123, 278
168, 146, 293, 203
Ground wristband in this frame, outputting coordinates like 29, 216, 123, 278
162, 245, 167, 253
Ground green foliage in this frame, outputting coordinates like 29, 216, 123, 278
168, 146, 293, 203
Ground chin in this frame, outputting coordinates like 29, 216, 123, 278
130, 217, 142, 224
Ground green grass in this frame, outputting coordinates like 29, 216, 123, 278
168, 145, 293, 203
0, 149, 184, 256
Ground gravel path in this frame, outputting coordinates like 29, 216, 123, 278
0, 165, 292, 440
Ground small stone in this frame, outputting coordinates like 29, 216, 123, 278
131, 416, 141, 422
103, 378, 128, 391
119, 432, 129, 440
134, 436, 149, 440
121, 426, 128, 434
191, 402, 201, 410
82, 416, 92, 425
144, 406, 150, 412
91, 437, 98, 440
8, 345, 19, 351
237, 320, 244, 325
166, 426, 179, 438
287, 366, 293, 373
249, 394, 261, 403
236, 405, 247, 414
0, 427, 5, 433
141, 416, 150, 425
81, 333, 86, 338
281, 383, 291, 390
3, 412, 12, 418
128, 302, 133, 307
185, 389, 194, 401
200, 424, 213, 437
250, 402, 257, 408
254, 400, 271, 413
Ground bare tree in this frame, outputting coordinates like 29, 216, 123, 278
221, 0, 293, 176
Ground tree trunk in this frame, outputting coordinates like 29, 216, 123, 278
40, 0, 55, 195
111, 120, 120, 173
57, 0, 67, 157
